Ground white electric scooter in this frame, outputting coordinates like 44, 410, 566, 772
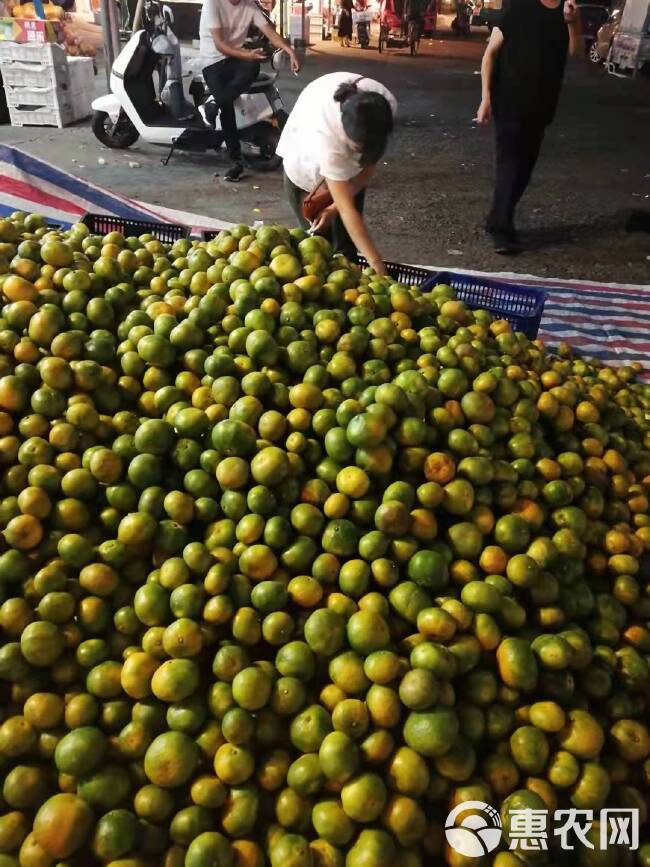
91, 0, 289, 168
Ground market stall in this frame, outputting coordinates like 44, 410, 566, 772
0, 0, 100, 57
0, 0, 100, 127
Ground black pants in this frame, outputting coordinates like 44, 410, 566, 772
283, 172, 365, 262
487, 116, 547, 234
403, 13, 423, 38
203, 58, 260, 161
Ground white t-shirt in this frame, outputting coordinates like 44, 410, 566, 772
199, 0, 266, 65
277, 72, 398, 192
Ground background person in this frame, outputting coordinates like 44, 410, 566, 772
200, 0, 300, 182
403, 0, 426, 40
354, 0, 371, 45
277, 72, 397, 275
476, 0, 581, 253
338, 0, 353, 46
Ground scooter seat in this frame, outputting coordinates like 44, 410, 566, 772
246, 72, 278, 93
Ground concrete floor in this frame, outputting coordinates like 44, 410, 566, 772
3, 31, 650, 283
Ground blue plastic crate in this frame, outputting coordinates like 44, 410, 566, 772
423, 270, 547, 338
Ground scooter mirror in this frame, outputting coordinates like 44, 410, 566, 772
270, 49, 288, 71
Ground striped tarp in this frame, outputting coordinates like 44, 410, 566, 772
540, 283, 650, 370
0, 144, 230, 232
0, 143, 167, 226
1, 144, 648, 372
495, 272, 650, 371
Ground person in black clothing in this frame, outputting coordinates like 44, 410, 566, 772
403, 0, 427, 39
476, 0, 581, 254
338, 0, 354, 46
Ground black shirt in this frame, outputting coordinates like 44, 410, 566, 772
491, 0, 569, 125
405, 0, 428, 18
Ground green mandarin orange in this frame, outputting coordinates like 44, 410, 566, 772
0, 214, 646, 866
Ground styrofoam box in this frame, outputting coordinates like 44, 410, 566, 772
0, 41, 67, 66
8, 102, 73, 128
5, 84, 70, 112
69, 85, 92, 120
67, 57, 94, 92
0, 58, 70, 89
7, 78, 92, 122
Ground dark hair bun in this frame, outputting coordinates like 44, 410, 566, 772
334, 81, 360, 104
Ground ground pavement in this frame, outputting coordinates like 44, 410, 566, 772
2, 30, 650, 283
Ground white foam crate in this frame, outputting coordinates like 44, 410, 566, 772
5, 84, 70, 112
70, 85, 93, 120
8, 102, 73, 128
0, 58, 70, 89
67, 56, 94, 92
6, 83, 90, 121
0, 42, 67, 66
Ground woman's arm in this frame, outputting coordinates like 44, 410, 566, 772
564, 0, 581, 56
323, 176, 385, 275
475, 26, 503, 124
310, 166, 375, 238
348, 165, 375, 196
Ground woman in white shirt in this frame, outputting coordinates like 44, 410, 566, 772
276, 72, 397, 276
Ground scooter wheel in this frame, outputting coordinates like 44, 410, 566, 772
91, 110, 139, 149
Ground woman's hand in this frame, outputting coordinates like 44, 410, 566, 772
474, 97, 492, 125
325, 177, 385, 278
310, 204, 337, 233
564, 0, 578, 23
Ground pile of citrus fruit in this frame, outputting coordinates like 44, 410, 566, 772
0, 211, 649, 867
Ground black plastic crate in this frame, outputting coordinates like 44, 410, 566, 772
81, 213, 190, 243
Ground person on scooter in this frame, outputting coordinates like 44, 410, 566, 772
277, 72, 397, 276
200, 0, 300, 181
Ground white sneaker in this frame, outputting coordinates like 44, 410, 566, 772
198, 103, 212, 127
199, 99, 218, 129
